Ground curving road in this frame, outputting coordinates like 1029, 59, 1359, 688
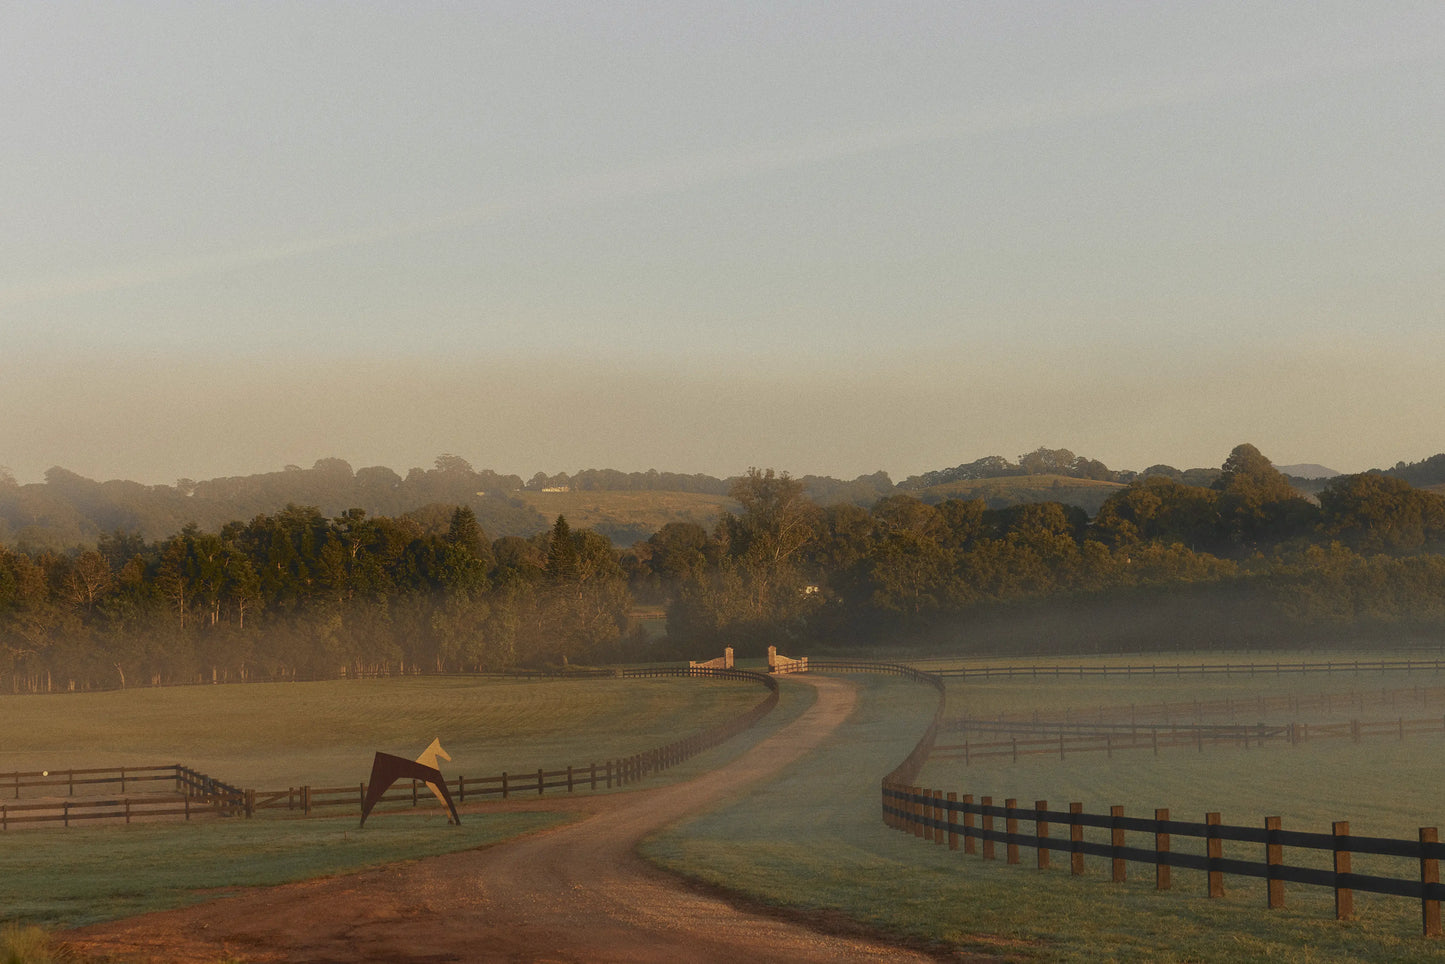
65, 676, 962, 963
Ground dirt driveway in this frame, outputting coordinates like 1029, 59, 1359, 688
64, 675, 977, 963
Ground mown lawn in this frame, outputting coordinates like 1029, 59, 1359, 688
0, 674, 771, 787
644, 666, 1445, 962
0, 810, 567, 930
0, 672, 796, 932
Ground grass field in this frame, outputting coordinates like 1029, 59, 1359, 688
0, 672, 805, 934
9, 657, 1445, 959
644, 663, 1445, 962
0, 674, 770, 787
0, 810, 566, 930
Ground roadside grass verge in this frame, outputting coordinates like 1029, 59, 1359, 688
643, 671, 1445, 962
2, 922, 77, 963
0, 809, 566, 931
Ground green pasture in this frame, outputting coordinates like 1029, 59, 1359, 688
920, 665, 1445, 908
942, 665, 1445, 724
0, 810, 565, 930
645, 666, 1445, 962
0, 672, 810, 934
0, 674, 770, 787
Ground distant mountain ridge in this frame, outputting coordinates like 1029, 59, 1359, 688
2, 447, 1440, 551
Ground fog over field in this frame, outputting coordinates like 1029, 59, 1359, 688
3, 3, 1444, 486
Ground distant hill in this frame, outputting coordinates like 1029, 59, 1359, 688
1379, 453, 1445, 488
1276, 463, 1341, 479
8, 447, 1442, 552
514, 489, 739, 546
909, 474, 1127, 515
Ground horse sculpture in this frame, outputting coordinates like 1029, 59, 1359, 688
358, 737, 461, 828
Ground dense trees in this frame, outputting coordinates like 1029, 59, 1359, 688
7, 443, 1445, 693
0, 506, 631, 692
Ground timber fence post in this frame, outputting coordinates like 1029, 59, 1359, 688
1006, 798, 1019, 865
1069, 802, 1084, 876
1266, 816, 1284, 908
1422, 827, 1441, 937
947, 792, 959, 851
981, 796, 995, 860
1111, 806, 1126, 883
934, 790, 945, 846
1334, 821, 1353, 920
1036, 800, 1049, 870
1206, 812, 1224, 897
963, 794, 976, 855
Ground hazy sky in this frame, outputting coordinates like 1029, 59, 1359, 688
3, 2, 1443, 486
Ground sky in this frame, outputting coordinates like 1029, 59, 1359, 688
2, 2, 1443, 487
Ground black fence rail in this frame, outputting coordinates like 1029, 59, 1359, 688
934, 715, 1445, 764
795, 660, 948, 797
11, 666, 779, 828
882, 786, 1445, 936
957, 683, 1445, 729
176, 765, 247, 812
868, 657, 1445, 938
1, 764, 248, 829
0, 794, 233, 829
254, 665, 779, 819
927, 658, 1445, 681
3, 764, 178, 800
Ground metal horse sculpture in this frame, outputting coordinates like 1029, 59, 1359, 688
358, 738, 461, 828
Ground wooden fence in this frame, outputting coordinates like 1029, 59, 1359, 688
808, 658, 1445, 938
800, 659, 948, 789
0, 764, 248, 830
960, 682, 1445, 728
933, 714, 1445, 764
924, 659, 1445, 682
5, 665, 780, 828
880, 786, 1445, 936
5, 764, 179, 800
252, 665, 779, 818
927, 657, 1445, 681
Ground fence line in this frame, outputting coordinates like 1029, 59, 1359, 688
955, 682, 1445, 729
930, 658, 1445, 681
255, 665, 778, 819
5, 666, 779, 829
3, 764, 177, 800
933, 714, 1445, 763
799, 659, 947, 789
802, 657, 1445, 938
880, 787, 1445, 936
0, 794, 232, 830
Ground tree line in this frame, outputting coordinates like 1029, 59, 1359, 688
5, 444, 1445, 693
0, 506, 630, 693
